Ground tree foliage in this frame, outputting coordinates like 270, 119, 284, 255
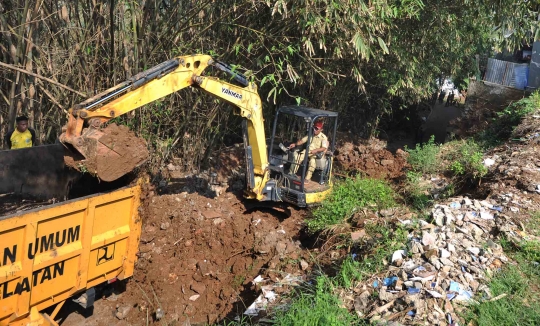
0, 0, 538, 169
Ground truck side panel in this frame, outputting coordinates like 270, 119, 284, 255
0, 186, 141, 325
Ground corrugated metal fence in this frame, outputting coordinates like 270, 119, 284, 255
484, 58, 529, 90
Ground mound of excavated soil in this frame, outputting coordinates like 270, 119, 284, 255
211, 146, 245, 185
334, 138, 408, 179
100, 191, 309, 325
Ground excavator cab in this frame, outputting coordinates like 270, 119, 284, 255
266, 106, 338, 207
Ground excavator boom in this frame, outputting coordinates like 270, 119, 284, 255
60, 55, 269, 199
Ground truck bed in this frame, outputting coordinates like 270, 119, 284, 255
0, 185, 142, 325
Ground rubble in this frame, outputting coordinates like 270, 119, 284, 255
344, 195, 539, 325
115, 305, 132, 320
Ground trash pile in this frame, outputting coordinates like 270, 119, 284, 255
346, 195, 536, 325
243, 274, 305, 319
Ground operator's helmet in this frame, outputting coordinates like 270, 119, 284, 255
313, 120, 324, 131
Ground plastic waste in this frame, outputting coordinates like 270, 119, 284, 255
383, 276, 398, 287
407, 288, 421, 294
450, 202, 461, 209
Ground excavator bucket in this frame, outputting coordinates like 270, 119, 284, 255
64, 123, 149, 182
0, 144, 79, 199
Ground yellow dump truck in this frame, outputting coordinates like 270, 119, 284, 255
0, 185, 142, 325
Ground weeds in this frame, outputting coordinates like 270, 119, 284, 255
232, 275, 246, 288
405, 135, 440, 174
307, 178, 396, 233
464, 237, 540, 325
336, 223, 407, 288
77, 163, 88, 174
464, 265, 540, 325
526, 211, 540, 237
444, 140, 487, 180
272, 276, 361, 326
404, 171, 433, 210
476, 92, 540, 147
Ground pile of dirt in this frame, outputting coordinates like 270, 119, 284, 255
95, 191, 310, 325
334, 137, 409, 179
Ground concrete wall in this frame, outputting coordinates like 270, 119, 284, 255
467, 80, 525, 111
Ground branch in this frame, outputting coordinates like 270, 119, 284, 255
0, 61, 86, 97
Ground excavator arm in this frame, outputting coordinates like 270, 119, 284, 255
60, 54, 269, 199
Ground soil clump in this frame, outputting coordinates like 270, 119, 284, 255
64, 123, 149, 182
334, 137, 408, 179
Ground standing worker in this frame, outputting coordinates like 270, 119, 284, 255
438, 91, 446, 104
4, 116, 36, 149
288, 120, 328, 184
445, 92, 455, 107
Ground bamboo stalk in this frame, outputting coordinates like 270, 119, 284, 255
0, 61, 86, 97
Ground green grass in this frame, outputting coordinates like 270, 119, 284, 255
307, 178, 396, 232
526, 212, 540, 237
405, 135, 440, 174
273, 223, 407, 325
464, 238, 540, 325
272, 276, 362, 326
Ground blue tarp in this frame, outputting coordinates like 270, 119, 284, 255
514, 65, 529, 90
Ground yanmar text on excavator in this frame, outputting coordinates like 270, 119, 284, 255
0, 185, 142, 325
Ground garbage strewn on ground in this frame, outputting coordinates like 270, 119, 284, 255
344, 195, 537, 325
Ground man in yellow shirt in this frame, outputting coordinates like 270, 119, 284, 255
5, 116, 36, 149
288, 120, 329, 183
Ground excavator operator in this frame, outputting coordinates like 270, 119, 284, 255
288, 120, 328, 183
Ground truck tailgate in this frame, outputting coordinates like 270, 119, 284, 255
0, 185, 142, 325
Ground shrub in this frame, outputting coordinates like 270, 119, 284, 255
444, 140, 487, 180
307, 178, 396, 232
404, 171, 433, 210
405, 135, 441, 174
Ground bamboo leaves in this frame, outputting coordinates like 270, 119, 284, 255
377, 37, 389, 55
0, 0, 538, 161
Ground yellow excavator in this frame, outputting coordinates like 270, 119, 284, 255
13, 55, 339, 207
